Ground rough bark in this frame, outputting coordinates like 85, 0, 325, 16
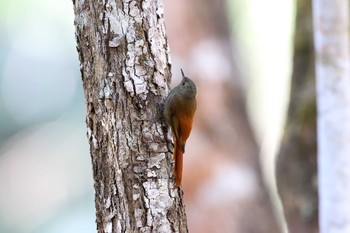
72, 0, 188, 232
313, 0, 350, 232
276, 1, 318, 232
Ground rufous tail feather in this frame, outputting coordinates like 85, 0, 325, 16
174, 142, 183, 187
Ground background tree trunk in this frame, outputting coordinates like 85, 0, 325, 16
164, 1, 280, 232
73, 1, 188, 232
276, 0, 318, 232
313, 0, 350, 232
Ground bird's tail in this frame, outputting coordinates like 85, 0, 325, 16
174, 142, 183, 187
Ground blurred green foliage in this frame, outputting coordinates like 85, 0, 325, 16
0, 1, 95, 233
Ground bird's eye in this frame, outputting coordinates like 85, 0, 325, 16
182, 82, 185, 86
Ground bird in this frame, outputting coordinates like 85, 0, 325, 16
163, 69, 197, 187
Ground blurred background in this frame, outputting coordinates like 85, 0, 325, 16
0, 0, 317, 233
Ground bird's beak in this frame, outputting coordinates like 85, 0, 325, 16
180, 69, 185, 81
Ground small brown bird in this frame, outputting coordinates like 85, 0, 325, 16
163, 69, 197, 187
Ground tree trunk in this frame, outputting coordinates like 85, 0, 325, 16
313, 0, 350, 232
72, 1, 188, 232
276, 1, 318, 232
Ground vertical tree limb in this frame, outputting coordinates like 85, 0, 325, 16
313, 0, 350, 232
276, 1, 318, 232
72, 0, 188, 232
